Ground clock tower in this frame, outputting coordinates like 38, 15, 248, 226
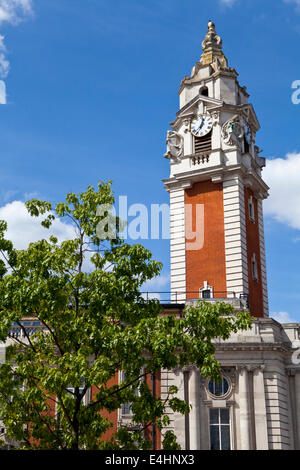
164, 21, 269, 318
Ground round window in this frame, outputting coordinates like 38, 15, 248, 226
208, 377, 229, 397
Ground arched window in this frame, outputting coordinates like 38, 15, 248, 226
200, 86, 209, 97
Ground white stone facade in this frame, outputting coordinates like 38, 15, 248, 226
163, 319, 300, 450
223, 175, 249, 297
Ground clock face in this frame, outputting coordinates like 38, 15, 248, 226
191, 114, 213, 137
244, 123, 252, 145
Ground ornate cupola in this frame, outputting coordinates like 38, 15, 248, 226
163, 22, 269, 318
200, 20, 227, 67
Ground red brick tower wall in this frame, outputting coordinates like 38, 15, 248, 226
244, 187, 264, 318
185, 180, 227, 298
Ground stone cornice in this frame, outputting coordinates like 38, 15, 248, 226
176, 94, 223, 118
163, 164, 269, 198
236, 364, 265, 371
213, 341, 292, 354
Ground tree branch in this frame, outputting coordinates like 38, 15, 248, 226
87, 371, 151, 410
40, 318, 64, 357
30, 400, 66, 450
16, 321, 37, 353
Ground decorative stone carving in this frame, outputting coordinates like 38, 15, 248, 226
236, 364, 265, 372
254, 145, 266, 168
201, 21, 223, 53
211, 111, 220, 126
200, 22, 229, 71
221, 115, 244, 148
183, 118, 191, 134
210, 56, 228, 73
164, 130, 184, 162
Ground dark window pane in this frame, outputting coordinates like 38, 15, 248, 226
122, 402, 132, 415
208, 380, 215, 395
210, 425, 220, 450
209, 408, 219, 424
249, 203, 254, 219
202, 290, 211, 299
208, 377, 229, 397
221, 425, 231, 450
215, 380, 223, 396
220, 408, 230, 424
223, 378, 229, 395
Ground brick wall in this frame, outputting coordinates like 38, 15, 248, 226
244, 187, 264, 318
185, 180, 227, 298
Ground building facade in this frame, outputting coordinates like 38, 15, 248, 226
162, 21, 300, 450
1, 21, 300, 452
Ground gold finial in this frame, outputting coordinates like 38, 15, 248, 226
200, 21, 228, 69
202, 21, 223, 53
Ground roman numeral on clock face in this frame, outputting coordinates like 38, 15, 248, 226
191, 115, 212, 137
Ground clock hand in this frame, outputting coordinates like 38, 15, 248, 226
199, 117, 206, 130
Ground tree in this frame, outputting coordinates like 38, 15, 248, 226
0, 181, 252, 450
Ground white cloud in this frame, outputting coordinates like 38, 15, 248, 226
0, 34, 5, 49
271, 311, 296, 323
219, 0, 238, 6
0, 200, 75, 250
0, 0, 33, 25
263, 152, 300, 230
0, 79, 6, 103
0, 52, 9, 77
142, 274, 170, 302
0, 1, 33, 85
142, 274, 170, 291
0, 34, 8, 79
0, 200, 110, 274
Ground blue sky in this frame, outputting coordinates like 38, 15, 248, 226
0, 0, 300, 321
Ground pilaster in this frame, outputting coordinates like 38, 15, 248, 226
238, 366, 251, 449
188, 367, 201, 450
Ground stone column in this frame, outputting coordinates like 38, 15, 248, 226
253, 366, 269, 450
189, 367, 201, 450
172, 368, 186, 450
238, 366, 251, 450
